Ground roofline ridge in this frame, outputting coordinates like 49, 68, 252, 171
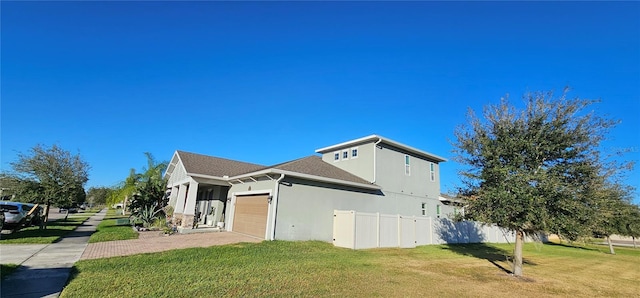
176, 150, 266, 167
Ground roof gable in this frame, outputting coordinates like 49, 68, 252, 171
176, 150, 265, 178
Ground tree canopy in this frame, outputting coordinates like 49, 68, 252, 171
87, 186, 113, 206
5, 144, 90, 222
453, 88, 632, 277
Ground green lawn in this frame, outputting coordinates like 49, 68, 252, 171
62, 241, 640, 298
88, 209, 138, 243
0, 263, 20, 279
0, 212, 95, 244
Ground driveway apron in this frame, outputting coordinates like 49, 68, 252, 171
1, 209, 106, 298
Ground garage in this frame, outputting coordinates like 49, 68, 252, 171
232, 194, 269, 238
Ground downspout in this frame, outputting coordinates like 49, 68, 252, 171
270, 173, 286, 240
372, 138, 382, 183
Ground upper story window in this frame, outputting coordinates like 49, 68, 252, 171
334, 152, 340, 161
351, 147, 358, 158
430, 162, 435, 182
436, 205, 441, 218
405, 155, 410, 175
421, 202, 427, 216
342, 150, 349, 160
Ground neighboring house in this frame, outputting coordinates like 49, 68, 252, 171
164, 135, 456, 242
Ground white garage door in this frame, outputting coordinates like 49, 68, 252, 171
232, 194, 269, 238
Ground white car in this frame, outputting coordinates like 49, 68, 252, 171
0, 201, 31, 230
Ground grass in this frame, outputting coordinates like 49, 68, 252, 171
62, 241, 640, 298
0, 212, 95, 244
1, 264, 20, 279
88, 209, 138, 243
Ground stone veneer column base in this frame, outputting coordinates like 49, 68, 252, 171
172, 213, 183, 226
181, 214, 195, 229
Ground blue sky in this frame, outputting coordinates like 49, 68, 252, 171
2, 2, 639, 203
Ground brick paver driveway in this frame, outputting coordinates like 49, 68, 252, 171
81, 231, 261, 260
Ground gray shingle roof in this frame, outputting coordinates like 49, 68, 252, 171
176, 150, 265, 178
269, 156, 374, 186
175, 151, 376, 188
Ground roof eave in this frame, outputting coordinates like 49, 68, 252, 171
229, 168, 381, 190
315, 135, 447, 162
315, 134, 379, 153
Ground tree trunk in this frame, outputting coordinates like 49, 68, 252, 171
513, 230, 524, 277
607, 235, 615, 255
633, 236, 636, 249
43, 202, 50, 230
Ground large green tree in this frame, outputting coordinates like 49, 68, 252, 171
620, 203, 640, 248
453, 89, 623, 277
7, 144, 90, 225
86, 186, 113, 206
590, 183, 635, 254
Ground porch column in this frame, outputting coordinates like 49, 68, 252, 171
181, 179, 199, 229
173, 184, 188, 226
168, 185, 179, 208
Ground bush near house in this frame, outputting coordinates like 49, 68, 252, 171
63, 241, 639, 297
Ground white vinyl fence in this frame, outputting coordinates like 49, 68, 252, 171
333, 210, 532, 250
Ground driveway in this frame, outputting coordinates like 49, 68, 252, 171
81, 230, 261, 260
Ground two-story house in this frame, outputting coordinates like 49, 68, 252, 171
164, 135, 456, 242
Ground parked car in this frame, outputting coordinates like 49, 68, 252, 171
0, 201, 33, 230
59, 206, 78, 213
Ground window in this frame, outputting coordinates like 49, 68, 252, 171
421, 203, 427, 216
430, 162, 435, 182
405, 155, 410, 175
351, 147, 358, 158
342, 150, 349, 160
436, 205, 441, 218
334, 152, 340, 161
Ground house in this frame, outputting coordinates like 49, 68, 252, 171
164, 135, 456, 241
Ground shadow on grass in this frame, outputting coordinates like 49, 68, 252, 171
442, 243, 538, 275
544, 241, 599, 251
442, 243, 513, 274
0, 218, 90, 243
0, 228, 71, 241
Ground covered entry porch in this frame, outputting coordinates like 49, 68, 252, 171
167, 176, 229, 231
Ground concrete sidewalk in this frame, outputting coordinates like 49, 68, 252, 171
0, 209, 106, 298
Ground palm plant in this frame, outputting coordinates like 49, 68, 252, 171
129, 203, 165, 228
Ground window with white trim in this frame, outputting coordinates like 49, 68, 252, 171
342, 150, 349, 160
430, 162, 435, 182
436, 205, 441, 218
351, 147, 358, 158
334, 152, 340, 161
421, 203, 427, 216
404, 155, 410, 175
